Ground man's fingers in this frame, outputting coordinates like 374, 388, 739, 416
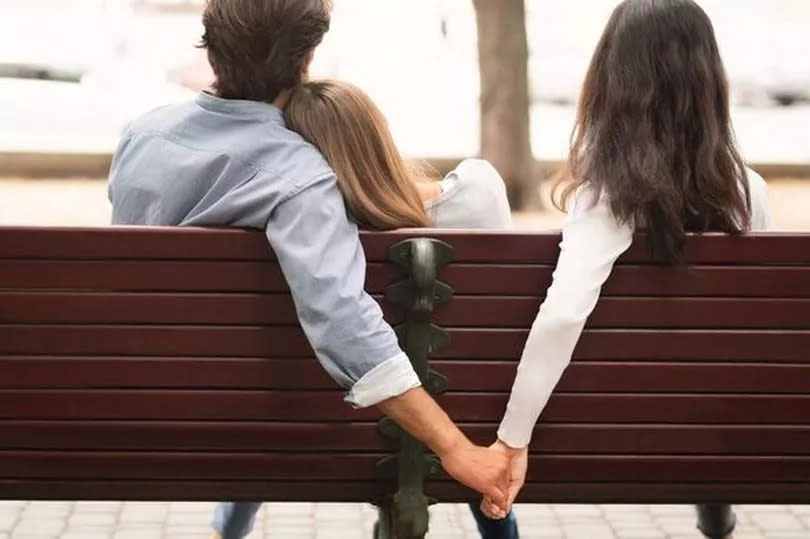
507, 483, 522, 507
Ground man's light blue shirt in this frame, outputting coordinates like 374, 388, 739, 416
108, 92, 420, 407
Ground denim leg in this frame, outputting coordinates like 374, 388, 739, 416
468, 502, 520, 539
212, 502, 263, 539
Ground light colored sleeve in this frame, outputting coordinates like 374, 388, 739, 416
431, 159, 513, 229
746, 168, 773, 231
267, 175, 421, 408
497, 189, 634, 448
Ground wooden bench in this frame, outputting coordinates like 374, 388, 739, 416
2, 227, 809, 539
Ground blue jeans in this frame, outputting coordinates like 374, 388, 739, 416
213, 502, 263, 539
468, 502, 520, 539
213, 502, 519, 539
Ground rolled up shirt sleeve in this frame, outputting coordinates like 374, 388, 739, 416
266, 174, 421, 407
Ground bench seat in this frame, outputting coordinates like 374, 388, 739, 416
1, 227, 809, 506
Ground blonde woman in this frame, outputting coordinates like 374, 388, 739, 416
286, 80, 513, 232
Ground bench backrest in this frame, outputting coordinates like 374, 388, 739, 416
1, 227, 809, 504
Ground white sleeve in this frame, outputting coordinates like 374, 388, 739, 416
431, 159, 513, 229
746, 168, 773, 232
457, 159, 513, 228
497, 190, 634, 448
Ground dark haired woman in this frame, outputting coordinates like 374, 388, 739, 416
484, 2, 771, 538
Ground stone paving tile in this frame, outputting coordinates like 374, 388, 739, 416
12, 518, 65, 537
68, 513, 118, 527
0, 511, 19, 534
614, 528, 663, 539
750, 512, 806, 531
111, 530, 161, 539
5, 502, 810, 538
561, 523, 616, 539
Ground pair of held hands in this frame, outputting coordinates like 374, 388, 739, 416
441, 440, 529, 519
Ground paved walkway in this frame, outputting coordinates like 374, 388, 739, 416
1, 501, 809, 539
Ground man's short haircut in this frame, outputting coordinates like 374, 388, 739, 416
200, 0, 332, 103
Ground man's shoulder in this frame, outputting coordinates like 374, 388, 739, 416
120, 99, 333, 193
125, 101, 194, 135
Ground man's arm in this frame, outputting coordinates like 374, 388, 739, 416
266, 176, 509, 506
378, 388, 509, 506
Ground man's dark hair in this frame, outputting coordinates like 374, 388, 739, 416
200, 0, 332, 103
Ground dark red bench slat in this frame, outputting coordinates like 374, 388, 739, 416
4, 261, 810, 297
364, 231, 810, 266
4, 422, 810, 455
5, 480, 809, 504
442, 329, 810, 361
3, 452, 809, 483
4, 293, 810, 330
2, 326, 808, 361
0, 293, 300, 325
4, 357, 809, 394
3, 227, 809, 265
2, 390, 808, 424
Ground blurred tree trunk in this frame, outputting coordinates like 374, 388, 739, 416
473, 0, 539, 210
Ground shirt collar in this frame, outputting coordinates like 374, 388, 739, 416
195, 92, 285, 126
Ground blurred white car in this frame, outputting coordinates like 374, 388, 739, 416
0, 64, 195, 153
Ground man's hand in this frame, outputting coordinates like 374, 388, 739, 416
376, 388, 511, 508
438, 439, 511, 510
480, 440, 529, 519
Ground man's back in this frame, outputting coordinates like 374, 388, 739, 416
108, 90, 418, 408
110, 92, 331, 228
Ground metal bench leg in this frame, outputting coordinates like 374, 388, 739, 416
696, 504, 736, 539
372, 238, 453, 539
375, 501, 394, 539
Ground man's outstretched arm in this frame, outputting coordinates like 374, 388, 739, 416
265, 175, 508, 506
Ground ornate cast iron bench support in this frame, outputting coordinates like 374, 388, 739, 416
375, 238, 454, 539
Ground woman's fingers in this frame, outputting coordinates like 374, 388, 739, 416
481, 497, 507, 520
484, 484, 508, 512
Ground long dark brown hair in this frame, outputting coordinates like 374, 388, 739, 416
556, 0, 751, 262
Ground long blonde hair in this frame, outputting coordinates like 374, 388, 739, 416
285, 80, 433, 230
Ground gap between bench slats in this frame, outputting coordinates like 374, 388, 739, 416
4, 358, 810, 394
3, 422, 809, 455
2, 261, 810, 297
3, 293, 810, 329
1, 326, 808, 360
1, 391, 808, 423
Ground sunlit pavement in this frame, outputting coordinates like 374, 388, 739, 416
1, 501, 809, 539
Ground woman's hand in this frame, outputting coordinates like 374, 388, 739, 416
479, 439, 528, 519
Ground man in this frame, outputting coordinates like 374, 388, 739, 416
107, 1, 512, 538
